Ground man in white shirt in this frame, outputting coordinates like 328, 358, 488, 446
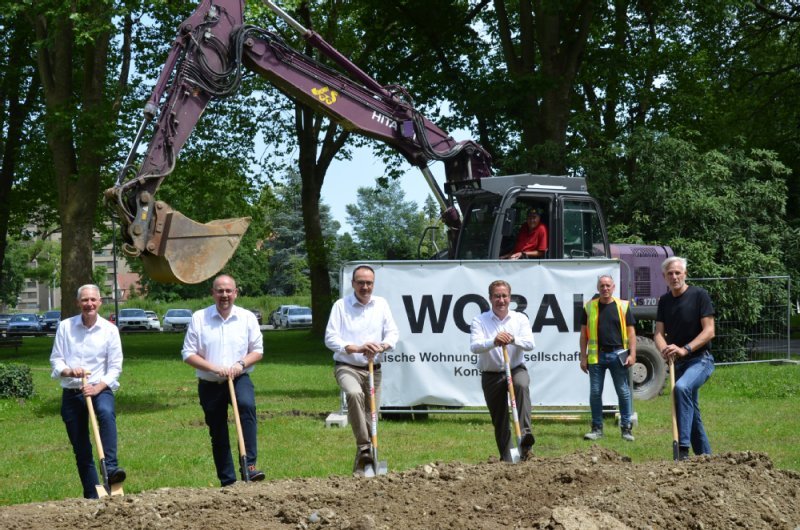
470, 280, 536, 462
325, 265, 399, 475
181, 274, 265, 485
50, 284, 125, 498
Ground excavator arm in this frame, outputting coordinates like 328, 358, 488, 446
106, 0, 491, 283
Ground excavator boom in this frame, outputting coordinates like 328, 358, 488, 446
106, 0, 491, 283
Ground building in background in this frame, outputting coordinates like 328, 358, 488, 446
11, 231, 140, 313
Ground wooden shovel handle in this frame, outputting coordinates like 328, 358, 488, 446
82, 375, 106, 460
669, 358, 680, 458
227, 376, 247, 457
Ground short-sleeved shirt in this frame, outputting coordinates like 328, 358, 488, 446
656, 285, 715, 359
181, 305, 263, 382
512, 223, 548, 254
581, 299, 636, 349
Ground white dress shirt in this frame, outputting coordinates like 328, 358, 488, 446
324, 294, 399, 366
181, 305, 263, 382
470, 310, 535, 372
50, 315, 123, 391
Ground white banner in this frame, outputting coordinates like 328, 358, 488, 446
339, 260, 624, 408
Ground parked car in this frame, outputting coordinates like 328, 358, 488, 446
272, 305, 299, 328
0, 313, 12, 334
41, 310, 62, 332
145, 310, 162, 331
163, 308, 193, 332
247, 308, 263, 325
280, 306, 312, 329
117, 308, 150, 331
7, 313, 42, 335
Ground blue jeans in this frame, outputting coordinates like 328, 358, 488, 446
674, 352, 714, 454
588, 350, 632, 429
60, 388, 119, 499
198, 374, 258, 486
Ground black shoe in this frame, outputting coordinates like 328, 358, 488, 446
520, 432, 535, 460
678, 447, 690, 461
521, 432, 535, 448
246, 465, 265, 481
107, 467, 126, 485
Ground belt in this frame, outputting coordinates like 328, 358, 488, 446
335, 361, 381, 370
600, 346, 622, 353
199, 374, 247, 385
63, 387, 83, 394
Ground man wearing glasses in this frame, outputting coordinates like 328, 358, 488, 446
181, 274, 265, 485
470, 280, 536, 461
325, 265, 399, 476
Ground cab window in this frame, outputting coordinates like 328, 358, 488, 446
562, 200, 606, 258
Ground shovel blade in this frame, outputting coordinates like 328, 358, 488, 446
376, 460, 388, 476
110, 483, 124, 496
140, 202, 250, 284
95, 485, 109, 498
509, 447, 521, 464
363, 463, 376, 478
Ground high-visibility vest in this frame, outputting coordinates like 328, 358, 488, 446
585, 297, 629, 365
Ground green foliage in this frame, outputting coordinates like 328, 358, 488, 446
0, 363, 34, 399
345, 180, 427, 260
599, 132, 792, 361
0, 238, 60, 306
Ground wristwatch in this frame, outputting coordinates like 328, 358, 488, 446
238, 360, 246, 369
683, 344, 692, 356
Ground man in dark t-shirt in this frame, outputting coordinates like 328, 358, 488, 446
654, 256, 716, 460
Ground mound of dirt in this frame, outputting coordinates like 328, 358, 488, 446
2, 448, 799, 529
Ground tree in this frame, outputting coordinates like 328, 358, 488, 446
0, 237, 60, 307
345, 180, 427, 260
263, 170, 339, 296
0, 5, 41, 288
30, 0, 134, 318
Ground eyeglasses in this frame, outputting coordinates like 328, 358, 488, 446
214, 288, 236, 294
354, 281, 374, 287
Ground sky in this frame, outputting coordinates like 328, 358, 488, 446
316, 144, 450, 235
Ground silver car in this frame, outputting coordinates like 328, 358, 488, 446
163, 308, 193, 332
282, 306, 312, 329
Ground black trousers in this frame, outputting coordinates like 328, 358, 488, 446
482, 366, 533, 462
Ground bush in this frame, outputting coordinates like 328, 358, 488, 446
0, 363, 34, 399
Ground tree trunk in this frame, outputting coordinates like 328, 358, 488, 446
495, 0, 595, 173
0, 16, 37, 293
33, 2, 114, 318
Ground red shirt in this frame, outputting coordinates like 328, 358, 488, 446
512, 223, 548, 254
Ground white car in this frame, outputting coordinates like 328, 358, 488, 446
163, 308, 193, 332
145, 310, 161, 331
282, 306, 312, 329
273, 305, 299, 328
117, 308, 149, 331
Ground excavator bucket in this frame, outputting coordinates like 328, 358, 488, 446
139, 202, 251, 284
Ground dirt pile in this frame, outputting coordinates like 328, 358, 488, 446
2, 448, 799, 529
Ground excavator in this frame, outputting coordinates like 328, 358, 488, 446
107, 0, 673, 399
105, 0, 491, 284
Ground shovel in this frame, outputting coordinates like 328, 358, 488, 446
228, 376, 250, 482
669, 358, 680, 461
82, 374, 123, 497
502, 346, 523, 464
364, 358, 388, 477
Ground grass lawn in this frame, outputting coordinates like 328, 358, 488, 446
1, 331, 798, 506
